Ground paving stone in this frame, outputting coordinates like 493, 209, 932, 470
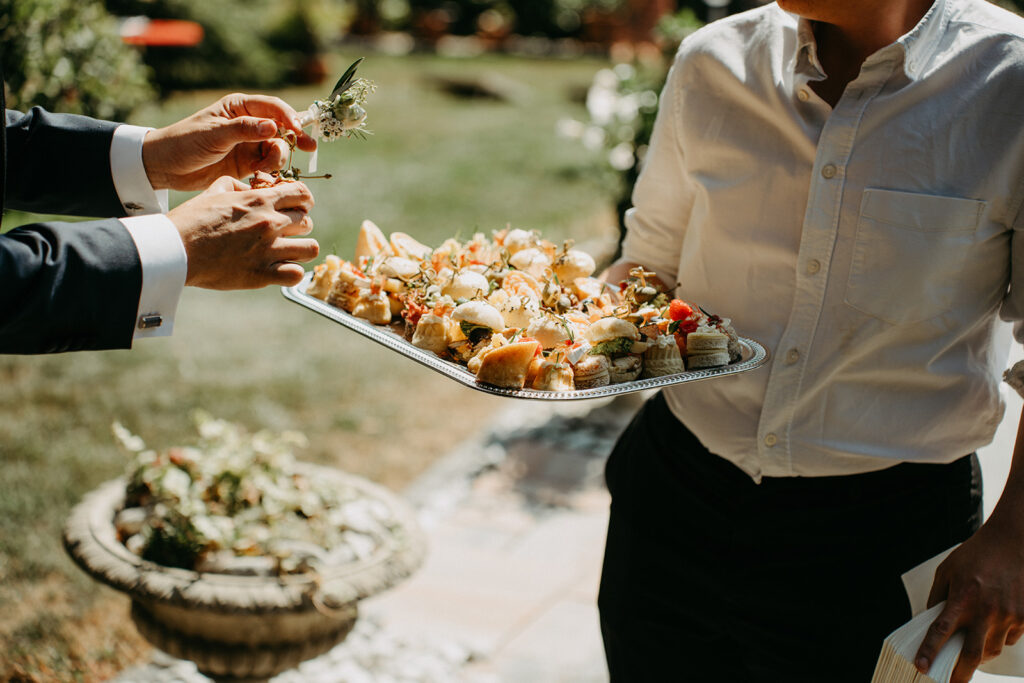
478, 600, 608, 683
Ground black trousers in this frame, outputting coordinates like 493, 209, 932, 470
598, 392, 983, 683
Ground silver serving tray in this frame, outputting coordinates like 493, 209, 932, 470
283, 274, 769, 401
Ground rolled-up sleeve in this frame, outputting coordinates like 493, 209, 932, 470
620, 58, 695, 287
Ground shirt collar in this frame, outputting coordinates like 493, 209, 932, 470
785, 0, 950, 82
793, 14, 826, 80
897, 0, 950, 79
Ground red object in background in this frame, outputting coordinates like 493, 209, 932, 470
121, 18, 203, 47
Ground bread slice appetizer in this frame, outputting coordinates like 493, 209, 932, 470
476, 340, 542, 389
355, 219, 388, 261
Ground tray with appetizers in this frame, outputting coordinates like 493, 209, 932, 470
282, 222, 769, 400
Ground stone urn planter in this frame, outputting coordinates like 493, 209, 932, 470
64, 464, 426, 681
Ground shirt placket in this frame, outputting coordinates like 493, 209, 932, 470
756, 57, 897, 477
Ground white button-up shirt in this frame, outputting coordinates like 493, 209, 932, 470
622, 0, 1024, 481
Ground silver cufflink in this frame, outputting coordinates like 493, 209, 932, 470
138, 314, 163, 329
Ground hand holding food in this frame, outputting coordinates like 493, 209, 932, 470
168, 176, 318, 290
304, 221, 744, 392
142, 93, 317, 191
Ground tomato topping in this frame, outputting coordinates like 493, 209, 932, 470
668, 299, 693, 321
677, 319, 699, 335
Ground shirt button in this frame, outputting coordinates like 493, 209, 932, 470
764, 433, 778, 447
821, 164, 838, 179
797, 88, 810, 102
785, 348, 800, 365
807, 259, 821, 275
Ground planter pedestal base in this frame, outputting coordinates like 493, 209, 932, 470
64, 466, 426, 681
130, 600, 357, 681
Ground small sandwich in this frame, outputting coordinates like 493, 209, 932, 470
609, 356, 642, 383
571, 277, 606, 302
685, 328, 731, 369
411, 313, 449, 354
501, 228, 538, 255
529, 356, 575, 392
476, 340, 542, 389
526, 314, 574, 350
585, 317, 643, 383
451, 301, 505, 345
492, 292, 539, 330
355, 219, 389, 261
509, 247, 552, 279
572, 353, 610, 389
443, 269, 490, 301
352, 288, 391, 325
717, 318, 743, 363
553, 249, 596, 283
389, 231, 433, 261
325, 261, 371, 312
642, 334, 685, 378
307, 255, 343, 300
378, 256, 422, 281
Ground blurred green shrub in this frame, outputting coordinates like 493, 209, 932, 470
104, 0, 291, 91
0, 0, 154, 120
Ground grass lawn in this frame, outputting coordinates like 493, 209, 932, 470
0, 50, 617, 681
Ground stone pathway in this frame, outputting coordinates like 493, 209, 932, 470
111, 394, 644, 683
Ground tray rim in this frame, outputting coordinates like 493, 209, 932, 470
282, 274, 769, 401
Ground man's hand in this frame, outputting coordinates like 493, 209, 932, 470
167, 177, 318, 289
142, 94, 318, 191
915, 510, 1024, 682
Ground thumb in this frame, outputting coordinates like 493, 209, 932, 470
214, 116, 279, 146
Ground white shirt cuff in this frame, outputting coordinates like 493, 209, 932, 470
111, 124, 169, 215
121, 215, 187, 340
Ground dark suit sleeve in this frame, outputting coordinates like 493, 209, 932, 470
5, 107, 126, 218
0, 219, 142, 353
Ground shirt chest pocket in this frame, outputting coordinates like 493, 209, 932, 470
844, 189, 985, 325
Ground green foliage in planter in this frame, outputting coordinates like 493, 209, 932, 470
104, 0, 288, 91
0, 0, 154, 120
141, 512, 205, 570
